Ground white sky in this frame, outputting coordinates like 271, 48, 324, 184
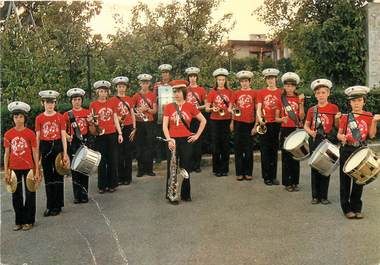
88, 0, 269, 40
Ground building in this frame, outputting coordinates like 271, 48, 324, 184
228, 34, 291, 62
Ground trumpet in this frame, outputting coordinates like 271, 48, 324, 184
212, 105, 225, 116
232, 105, 241, 117
134, 107, 148, 122
257, 123, 267, 135
90, 109, 105, 136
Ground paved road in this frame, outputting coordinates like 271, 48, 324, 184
1, 154, 380, 265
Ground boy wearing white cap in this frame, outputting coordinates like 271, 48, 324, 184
275, 72, 305, 191
63, 88, 91, 203
89, 80, 123, 194
132, 74, 158, 177
304, 79, 340, 205
337, 86, 380, 219
185, 67, 207, 172
205, 68, 233, 177
109, 76, 136, 185
231, 70, 257, 181
256, 68, 282, 185
4, 101, 40, 230
35, 90, 68, 216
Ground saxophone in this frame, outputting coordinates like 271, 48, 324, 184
157, 137, 189, 202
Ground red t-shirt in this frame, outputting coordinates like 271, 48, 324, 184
89, 100, 116, 134
206, 88, 233, 120
4, 128, 36, 170
339, 112, 373, 144
63, 108, 90, 136
35, 112, 66, 141
231, 89, 256, 123
306, 103, 339, 134
186, 85, 207, 108
109, 96, 133, 126
279, 95, 304, 128
132, 91, 157, 122
164, 102, 200, 137
257, 88, 282, 123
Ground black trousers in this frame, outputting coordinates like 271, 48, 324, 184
210, 119, 231, 174
154, 122, 167, 162
259, 122, 280, 181
166, 137, 192, 200
280, 127, 300, 186
12, 169, 36, 225
69, 136, 89, 201
190, 119, 203, 171
95, 133, 118, 190
234, 121, 254, 176
40, 140, 64, 210
339, 145, 364, 214
136, 121, 154, 173
118, 125, 134, 183
310, 136, 330, 200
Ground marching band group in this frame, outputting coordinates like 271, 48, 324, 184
3, 64, 380, 232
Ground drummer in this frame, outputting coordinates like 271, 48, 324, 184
337, 86, 380, 219
304, 79, 340, 205
275, 72, 304, 192
63, 88, 91, 203
3, 101, 40, 231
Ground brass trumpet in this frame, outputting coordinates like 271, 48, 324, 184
90, 109, 105, 136
257, 123, 267, 135
212, 105, 225, 116
232, 105, 241, 117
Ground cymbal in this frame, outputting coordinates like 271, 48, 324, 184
26, 170, 39, 192
5, 170, 17, 193
55, 153, 70, 176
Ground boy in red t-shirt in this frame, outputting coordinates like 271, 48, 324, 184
304, 79, 340, 205
337, 86, 380, 219
35, 90, 68, 217
4, 101, 40, 231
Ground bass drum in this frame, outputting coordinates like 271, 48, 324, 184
71, 145, 101, 176
283, 129, 310, 160
343, 146, 380, 185
308, 139, 340, 176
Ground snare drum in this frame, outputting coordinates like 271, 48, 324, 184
71, 145, 101, 176
343, 147, 380, 185
283, 129, 310, 160
308, 139, 340, 176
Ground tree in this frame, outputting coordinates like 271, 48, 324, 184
256, 0, 367, 87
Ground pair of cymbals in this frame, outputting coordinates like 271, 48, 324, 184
55, 153, 71, 176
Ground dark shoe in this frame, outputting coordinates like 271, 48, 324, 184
292, 185, 300, 192
43, 209, 52, 217
136, 172, 144, 178
245, 176, 253, 181
181, 197, 192, 202
81, 198, 89, 203
215, 172, 222, 177
311, 198, 319, 204
194, 168, 201, 173
50, 209, 60, 216
320, 199, 331, 205
123, 181, 131, 185
345, 212, 356, 219
355, 212, 364, 219
271, 179, 280, 185
169, 200, 179, 205
264, 180, 273, 186
98, 189, 105, 194
285, 186, 294, 192
221, 173, 228, 177
73, 198, 80, 204
13, 225, 23, 231
236, 176, 244, 181
108, 188, 116, 193
147, 172, 156, 176
22, 224, 33, 231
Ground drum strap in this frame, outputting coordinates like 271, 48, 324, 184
313, 106, 325, 136
348, 112, 363, 145
68, 110, 83, 142
215, 89, 230, 108
173, 103, 193, 134
116, 96, 132, 114
138, 92, 152, 109
281, 95, 300, 126
188, 87, 202, 106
